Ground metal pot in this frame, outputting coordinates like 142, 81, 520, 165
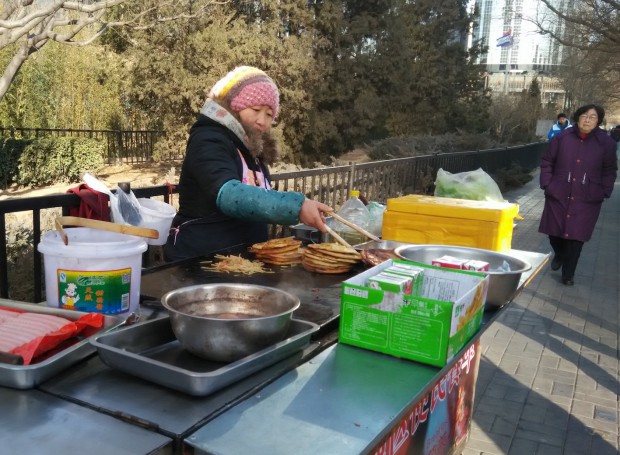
161, 284, 300, 362
394, 245, 531, 309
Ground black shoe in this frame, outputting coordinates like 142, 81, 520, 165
551, 256, 562, 271
562, 278, 574, 286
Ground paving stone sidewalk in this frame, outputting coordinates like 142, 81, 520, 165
462, 170, 620, 455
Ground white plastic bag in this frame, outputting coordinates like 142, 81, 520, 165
82, 174, 142, 226
434, 168, 505, 202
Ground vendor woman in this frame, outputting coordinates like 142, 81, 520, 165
164, 66, 331, 262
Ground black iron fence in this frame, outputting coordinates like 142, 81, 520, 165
0, 142, 546, 302
0, 127, 165, 164
272, 142, 546, 210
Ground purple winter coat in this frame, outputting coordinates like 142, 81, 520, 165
538, 126, 617, 242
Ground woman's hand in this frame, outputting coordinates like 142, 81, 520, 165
299, 199, 332, 232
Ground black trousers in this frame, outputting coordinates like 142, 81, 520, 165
549, 235, 584, 280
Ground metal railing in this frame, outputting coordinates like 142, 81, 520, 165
0, 142, 546, 302
0, 127, 165, 164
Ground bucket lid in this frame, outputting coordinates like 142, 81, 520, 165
37, 228, 148, 258
386, 195, 519, 222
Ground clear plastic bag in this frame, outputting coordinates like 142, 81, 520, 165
367, 201, 386, 237
113, 184, 143, 226
82, 174, 142, 226
434, 168, 505, 202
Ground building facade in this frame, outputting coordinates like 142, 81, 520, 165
470, 0, 569, 107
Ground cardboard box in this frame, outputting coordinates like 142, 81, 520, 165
383, 265, 424, 296
463, 259, 490, 271
339, 259, 489, 367
382, 195, 519, 251
431, 255, 469, 269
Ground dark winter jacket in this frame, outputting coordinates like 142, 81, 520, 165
164, 115, 304, 261
538, 127, 617, 242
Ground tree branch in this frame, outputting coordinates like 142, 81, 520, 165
0, 0, 227, 103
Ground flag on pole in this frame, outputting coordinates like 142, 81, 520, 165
496, 30, 513, 47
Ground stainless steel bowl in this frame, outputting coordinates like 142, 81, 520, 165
394, 245, 531, 309
161, 284, 300, 362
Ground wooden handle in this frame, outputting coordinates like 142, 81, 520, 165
327, 211, 381, 241
58, 216, 159, 239
55, 218, 69, 245
324, 224, 353, 250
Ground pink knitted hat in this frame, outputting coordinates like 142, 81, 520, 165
208, 66, 280, 118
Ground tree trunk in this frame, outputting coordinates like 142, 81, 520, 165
0, 43, 30, 101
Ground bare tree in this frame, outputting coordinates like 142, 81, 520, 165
0, 0, 221, 101
531, 1, 619, 108
536, 0, 619, 54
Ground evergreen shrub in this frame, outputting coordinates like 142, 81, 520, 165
0, 138, 31, 188
17, 137, 105, 187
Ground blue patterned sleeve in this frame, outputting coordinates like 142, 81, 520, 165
216, 180, 305, 225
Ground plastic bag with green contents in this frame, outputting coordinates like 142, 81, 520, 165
434, 168, 505, 202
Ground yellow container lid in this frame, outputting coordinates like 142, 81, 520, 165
350, 190, 360, 198
386, 195, 519, 222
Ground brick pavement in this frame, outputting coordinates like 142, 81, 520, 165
462, 170, 620, 455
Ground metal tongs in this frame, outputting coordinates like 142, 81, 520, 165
320, 211, 380, 250
326, 210, 380, 243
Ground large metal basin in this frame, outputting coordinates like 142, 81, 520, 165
394, 245, 531, 309
161, 284, 300, 362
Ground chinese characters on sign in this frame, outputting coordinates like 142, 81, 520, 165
371, 341, 481, 455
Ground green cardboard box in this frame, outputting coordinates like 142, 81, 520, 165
339, 259, 489, 367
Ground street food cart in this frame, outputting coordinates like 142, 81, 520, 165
0, 244, 547, 455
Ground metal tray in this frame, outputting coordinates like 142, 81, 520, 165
0, 299, 125, 389
91, 316, 320, 396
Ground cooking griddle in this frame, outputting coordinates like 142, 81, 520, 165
140, 256, 363, 330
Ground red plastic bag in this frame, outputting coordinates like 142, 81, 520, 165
0, 307, 104, 365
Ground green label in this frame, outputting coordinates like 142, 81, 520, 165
57, 268, 132, 314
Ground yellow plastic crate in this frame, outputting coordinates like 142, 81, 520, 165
382, 195, 519, 251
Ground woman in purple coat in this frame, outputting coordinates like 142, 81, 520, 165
539, 104, 618, 285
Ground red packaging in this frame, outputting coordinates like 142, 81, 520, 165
0, 307, 104, 365
431, 255, 468, 270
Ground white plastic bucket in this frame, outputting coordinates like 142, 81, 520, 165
37, 228, 147, 319
137, 198, 176, 245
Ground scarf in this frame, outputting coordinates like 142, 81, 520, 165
200, 99, 249, 147
199, 98, 279, 165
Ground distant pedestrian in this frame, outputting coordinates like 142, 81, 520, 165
547, 113, 571, 141
539, 104, 618, 286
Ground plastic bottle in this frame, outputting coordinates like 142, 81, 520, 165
334, 190, 371, 245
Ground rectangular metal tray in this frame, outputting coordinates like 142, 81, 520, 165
0, 299, 125, 389
91, 317, 320, 396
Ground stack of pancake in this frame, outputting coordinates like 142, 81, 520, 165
302, 243, 362, 274
249, 237, 304, 266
